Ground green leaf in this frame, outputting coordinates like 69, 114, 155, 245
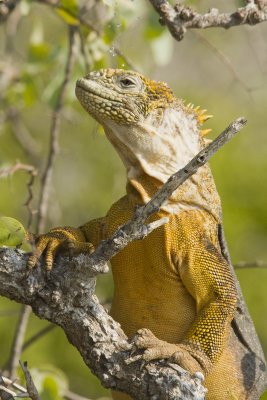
0, 217, 26, 247
56, 0, 79, 26
29, 43, 50, 62
29, 365, 68, 400
260, 390, 267, 400
60, 0, 78, 15
144, 11, 164, 40
103, 21, 119, 44
42, 376, 60, 400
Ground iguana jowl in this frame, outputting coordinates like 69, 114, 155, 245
28, 69, 266, 399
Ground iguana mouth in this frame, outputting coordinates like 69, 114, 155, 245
76, 77, 138, 124
76, 78, 122, 104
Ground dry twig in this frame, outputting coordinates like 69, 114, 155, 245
0, 162, 37, 380
0, 162, 37, 229
5, 306, 31, 380
0, 162, 36, 178
191, 31, 251, 95
20, 361, 40, 400
22, 324, 56, 352
1, 376, 27, 394
64, 390, 92, 400
36, 26, 77, 234
149, 0, 267, 41
88, 118, 247, 270
0, 0, 19, 22
235, 260, 267, 269
5, 108, 40, 160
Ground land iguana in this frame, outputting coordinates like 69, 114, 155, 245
27, 69, 267, 399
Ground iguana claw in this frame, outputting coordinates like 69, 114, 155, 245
27, 227, 94, 270
133, 328, 210, 375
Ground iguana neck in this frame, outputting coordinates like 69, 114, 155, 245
104, 106, 221, 220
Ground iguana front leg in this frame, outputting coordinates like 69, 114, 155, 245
133, 221, 237, 376
27, 218, 104, 270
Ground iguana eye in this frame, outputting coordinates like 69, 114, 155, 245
119, 77, 136, 88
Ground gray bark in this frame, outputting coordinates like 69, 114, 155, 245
0, 247, 206, 400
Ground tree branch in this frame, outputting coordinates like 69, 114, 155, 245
0, 0, 20, 23
149, 0, 267, 41
0, 118, 248, 399
88, 118, 247, 268
0, 248, 206, 400
20, 361, 41, 400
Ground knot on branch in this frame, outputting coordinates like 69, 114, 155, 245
174, 3, 196, 21
236, 4, 263, 24
255, 0, 267, 10
197, 154, 207, 165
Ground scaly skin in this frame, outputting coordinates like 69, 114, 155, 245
28, 69, 265, 399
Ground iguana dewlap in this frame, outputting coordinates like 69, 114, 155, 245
28, 69, 266, 399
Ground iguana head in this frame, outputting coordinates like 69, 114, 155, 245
76, 68, 176, 125
76, 69, 220, 218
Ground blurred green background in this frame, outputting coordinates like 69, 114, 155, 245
0, 0, 267, 398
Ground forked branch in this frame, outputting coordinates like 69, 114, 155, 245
149, 0, 267, 41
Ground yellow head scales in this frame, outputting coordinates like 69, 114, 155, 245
76, 68, 212, 135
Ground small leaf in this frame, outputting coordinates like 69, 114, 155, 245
144, 11, 164, 40
29, 43, 50, 62
42, 376, 60, 400
60, 0, 78, 15
56, 0, 79, 26
56, 8, 79, 26
260, 390, 267, 400
0, 217, 26, 247
103, 21, 118, 44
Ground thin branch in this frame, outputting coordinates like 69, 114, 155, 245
0, 309, 20, 317
0, 162, 36, 178
111, 45, 140, 72
22, 324, 56, 352
36, 0, 138, 72
78, 28, 90, 72
20, 362, 40, 400
191, 31, 251, 95
149, 0, 267, 41
0, 162, 37, 230
1, 376, 27, 394
25, 168, 37, 230
0, 376, 16, 400
36, 26, 77, 234
64, 390, 92, 400
0, 0, 20, 23
88, 118, 247, 270
4, 2, 22, 54
6, 108, 41, 160
234, 260, 267, 269
0, 163, 36, 381
5, 306, 31, 380
0, 385, 15, 399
